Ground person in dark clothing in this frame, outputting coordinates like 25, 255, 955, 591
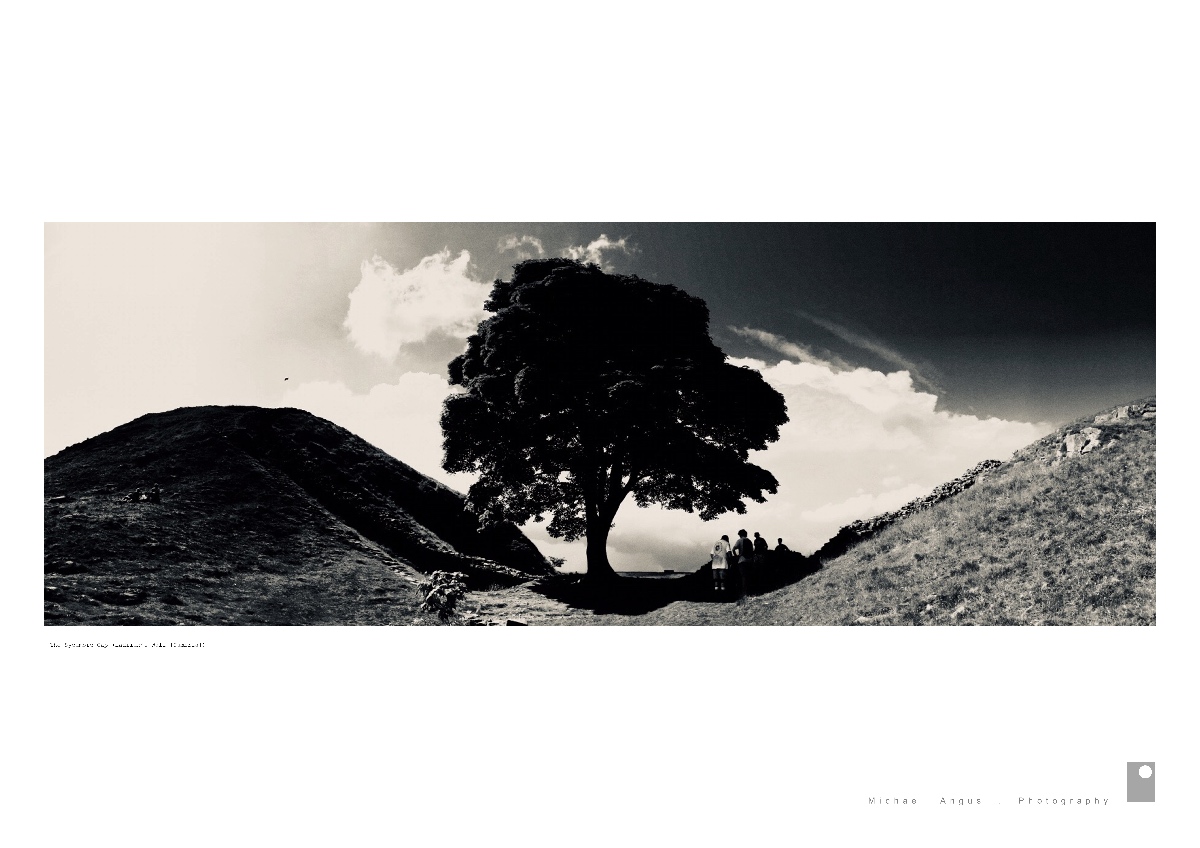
734, 529, 754, 595
775, 538, 790, 552
753, 532, 769, 560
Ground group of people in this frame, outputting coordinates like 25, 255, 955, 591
709, 530, 789, 592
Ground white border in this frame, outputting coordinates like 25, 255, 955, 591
12, 2, 1194, 844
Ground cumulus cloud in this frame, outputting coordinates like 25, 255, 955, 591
563, 234, 637, 271
276, 373, 476, 492
497, 234, 545, 260
284, 318, 1051, 573
547, 335, 1050, 570
713, 351, 1048, 550
344, 251, 490, 361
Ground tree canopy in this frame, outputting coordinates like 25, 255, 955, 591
441, 258, 788, 579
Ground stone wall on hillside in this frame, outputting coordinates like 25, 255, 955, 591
812, 459, 1003, 563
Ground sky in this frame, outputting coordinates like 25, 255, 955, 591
44, 223, 1155, 571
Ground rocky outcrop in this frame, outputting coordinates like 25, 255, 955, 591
1094, 401, 1155, 423
1049, 401, 1156, 464
812, 459, 1002, 562
1008, 397, 1156, 468
1060, 426, 1104, 457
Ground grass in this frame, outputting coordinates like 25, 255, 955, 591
44, 406, 548, 625
43, 491, 428, 625
566, 403, 1155, 626
45, 400, 1155, 626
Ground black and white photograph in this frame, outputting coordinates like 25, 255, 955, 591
44, 223, 1156, 627
15, 2, 1194, 846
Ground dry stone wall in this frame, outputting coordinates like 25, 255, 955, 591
812, 459, 1003, 562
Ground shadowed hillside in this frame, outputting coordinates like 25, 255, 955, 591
566, 398, 1155, 626
44, 406, 551, 625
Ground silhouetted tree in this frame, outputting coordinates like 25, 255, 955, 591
441, 259, 788, 581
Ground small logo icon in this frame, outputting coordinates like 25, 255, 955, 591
1127, 762, 1155, 802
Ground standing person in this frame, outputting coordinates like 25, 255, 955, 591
710, 534, 731, 593
753, 532, 769, 560
734, 529, 754, 595
775, 538, 790, 552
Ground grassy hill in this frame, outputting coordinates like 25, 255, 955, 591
570, 398, 1156, 626
45, 399, 1156, 627
44, 406, 551, 625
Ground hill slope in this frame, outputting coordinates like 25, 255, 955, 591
44, 406, 551, 625
570, 398, 1156, 626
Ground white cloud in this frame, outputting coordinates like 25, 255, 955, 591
283, 322, 1052, 573
550, 338, 1050, 570
276, 373, 476, 492
344, 250, 490, 360
714, 350, 1049, 551
497, 234, 545, 260
563, 234, 637, 271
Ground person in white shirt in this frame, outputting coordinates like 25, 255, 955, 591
710, 534, 731, 592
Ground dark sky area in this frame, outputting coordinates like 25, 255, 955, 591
388, 223, 1155, 425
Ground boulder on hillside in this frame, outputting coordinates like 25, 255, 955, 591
1055, 425, 1123, 462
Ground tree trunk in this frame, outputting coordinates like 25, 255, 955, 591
584, 517, 618, 582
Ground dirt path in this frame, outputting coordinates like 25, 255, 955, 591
462, 581, 593, 625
